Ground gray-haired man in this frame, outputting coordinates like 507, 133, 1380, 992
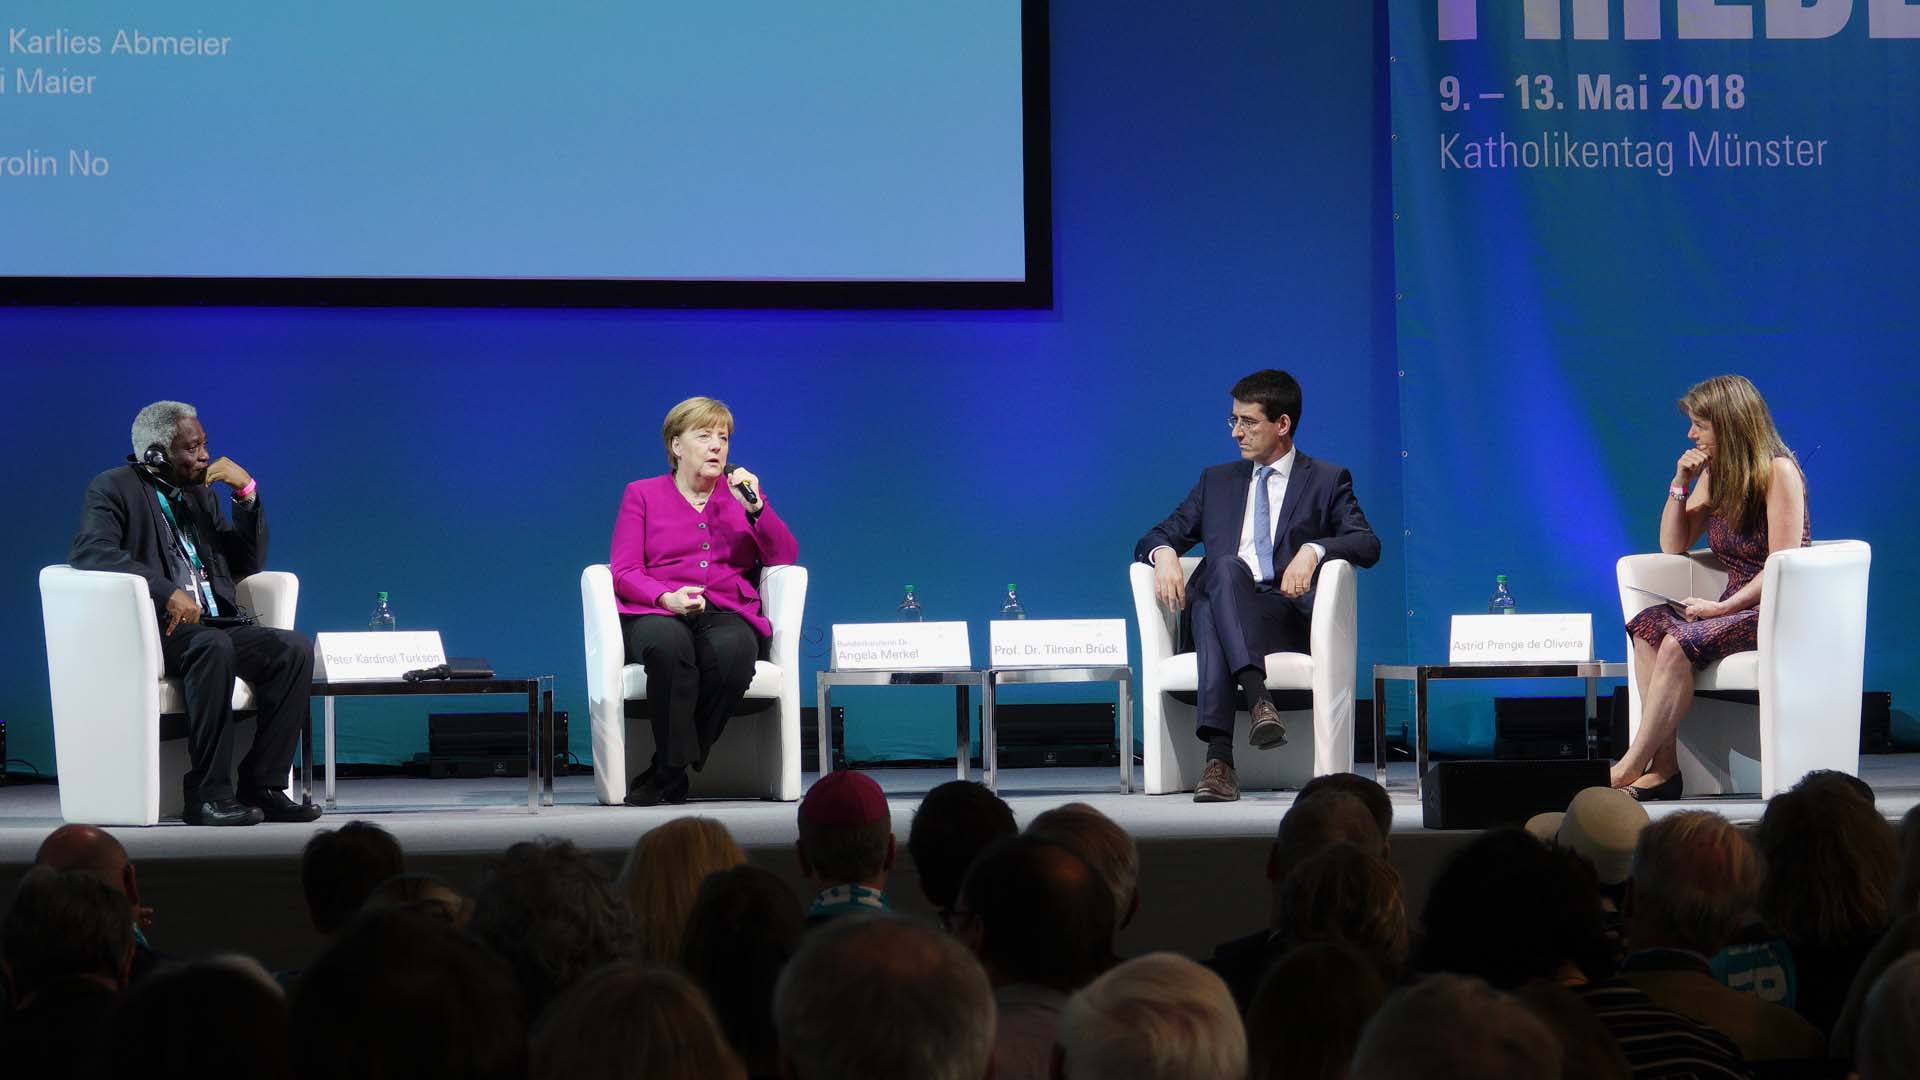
69, 401, 318, 826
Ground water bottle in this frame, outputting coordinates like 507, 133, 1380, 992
1488, 575, 1516, 616
368, 591, 397, 631
998, 583, 1026, 620
896, 585, 924, 622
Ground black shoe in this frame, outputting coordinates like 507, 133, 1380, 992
625, 766, 690, 807
1624, 773, 1684, 802
182, 798, 265, 827
239, 788, 323, 823
1248, 700, 1288, 750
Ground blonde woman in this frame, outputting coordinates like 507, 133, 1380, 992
618, 816, 746, 965
1614, 375, 1810, 800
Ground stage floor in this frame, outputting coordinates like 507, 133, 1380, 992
3, 756, 1915, 971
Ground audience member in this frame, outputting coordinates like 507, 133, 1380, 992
1889, 803, 1920, 917
291, 907, 524, 1080
1275, 841, 1406, 980
1792, 768, 1876, 806
616, 815, 745, 964
34, 823, 166, 982
101, 961, 291, 1080
1244, 941, 1386, 1080
0, 866, 133, 1075
953, 835, 1116, 1080
1348, 974, 1560, 1080
530, 962, 745, 1080
467, 838, 641, 1019
794, 770, 894, 923
1527, 787, 1650, 971
1621, 811, 1824, 1062
774, 912, 994, 1080
362, 872, 470, 927
1853, 952, 1920, 1080
1295, 771, 1394, 842
1830, 911, 1920, 1066
906, 779, 1017, 917
1513, 979, 1633, 1080
682, 864, 805, 1079
1749, 782, 1897, 1037
1205, 789, 1384, 1011
300, 821, 405, 938
1026, 802, 1141, 930
1055, 952, 1245, 1080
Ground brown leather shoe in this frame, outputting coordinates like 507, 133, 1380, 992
1248, 700, 1288, 749
1194, 759, 1240, 803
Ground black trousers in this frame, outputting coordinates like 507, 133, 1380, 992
1187, 556, 1312, 738
159, 620, 313, 803
620, 611, 760, 773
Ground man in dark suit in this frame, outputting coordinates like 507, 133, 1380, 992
69, 401, 319, 826
1135, 370, 1380, 802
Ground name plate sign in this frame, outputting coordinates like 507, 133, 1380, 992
314, 630, 448, 682
989, 619, 1129, 668
1449, 614, 1592, 664
831, 622, 971, 671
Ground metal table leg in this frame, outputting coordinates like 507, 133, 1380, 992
300, 701, 313, 807
1117, 675, 1134, 794
1414, 670, 1431, 802
955, 684, 972, 781
982, 677, 998, 792
324, 697, 338, 809
543, 678, 556, 807
1372, 672, 1388, 786
816, 683, 832, 776
1584, 676, 1599, 758
526, 682, 539, 814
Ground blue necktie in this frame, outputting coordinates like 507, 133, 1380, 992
1253, 465, 1275, 582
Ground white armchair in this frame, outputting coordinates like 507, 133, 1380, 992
1616, 540, 1871, 798
38, 565, 301, 826
1129, 557, 1357, 794
581, 563, 807, 804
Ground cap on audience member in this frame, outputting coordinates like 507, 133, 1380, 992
1856, 952, 1920, 1080
955, 835, 1116, 992
616, 816, 745, 964
467, 838, 642, 1020
291, 907, 524, 1080
682, 865, 805, 1079
1026, 802, 1141, 930
102, 961, 291, 1080
774, 912, 995, 1080
1524, 786, 1650, 887
796, 770, 895, 900
1349, 974, 1562, 1080
801, 768, 889, 826
1295, 772, 1395, 841
1057, 952, 1245, 1080
1245, 941, 1387, 1080
531, 962, 744, 1080
2, 865, 134, 1000
300, 821, 405, 937
908, 780, 1017, 914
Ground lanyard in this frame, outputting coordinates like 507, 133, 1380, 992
152, 488, 220, 616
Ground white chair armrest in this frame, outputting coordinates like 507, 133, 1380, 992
580, 565, 625, 708
759, 564, 809, 674
1616, 550, 1728, 621
235, 571, 299, 630
1128, 561, 1179, 672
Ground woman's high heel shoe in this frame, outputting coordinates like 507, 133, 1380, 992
1624, 773, 1684, 802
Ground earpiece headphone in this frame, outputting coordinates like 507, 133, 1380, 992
142, 445, 168, 469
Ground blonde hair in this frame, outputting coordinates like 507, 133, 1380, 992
661, 396, 735, 470
1679, 375, 1794, 532
618, 817, 746, 965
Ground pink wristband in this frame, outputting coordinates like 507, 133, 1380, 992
236, 478, 258, 501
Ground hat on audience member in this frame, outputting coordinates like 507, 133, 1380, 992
800, 770, 889, 827
1523, 786, 1649, 886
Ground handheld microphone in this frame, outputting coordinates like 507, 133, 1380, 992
724, 463, 759, 505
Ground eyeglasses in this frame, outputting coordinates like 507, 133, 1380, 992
1228, 416, 1269, 433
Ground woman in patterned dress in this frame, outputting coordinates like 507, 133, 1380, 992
1612, 375, 1810, 801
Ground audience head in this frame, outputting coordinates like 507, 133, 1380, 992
1057, 952, 1245, 1080
1349, 974, 1561, 1080
1246, 942, 1386, 1080
1512, 979, 1631, 1080
300, 820, 405, 936
1893, 803, 1920, 916
681, 864, 805, 1077
103, 961, 290, 1079
1269, 791, 1384, 922
1756, 782, 1897, 945
796, 770, 894, 889
1628, 810, 1760, 955
467, 838, 640, 1019
617, 816, 745, 964
34, 823, 140, 907
1793, 768, 1876, 806
1857, 952, 1920, 1080
954, 834, 1115, 992
774, 913, 994, 1080
1419, 828, 1612, 987
530, 962, 744, 1080
1525, 786, 1649, 893
291, 907, 524, 1080
363, 872, 470, 927
1026, 801, 1140, 930
908, 780, 1017, 912
1295, 772, 1394, 841
2, 865, 134, 1000
1276, 841, 1407, 980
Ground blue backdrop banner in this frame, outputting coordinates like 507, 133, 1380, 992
1387, 0, 1920, 752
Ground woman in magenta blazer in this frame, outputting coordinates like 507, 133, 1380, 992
609, 396, 799, 805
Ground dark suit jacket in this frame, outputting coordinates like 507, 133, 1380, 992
1205, 928, 1289, 1015
1134, 452, 1380, 576
69, 461, 267, 617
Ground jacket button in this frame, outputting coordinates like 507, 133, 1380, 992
699, 560, 709, 568
698, 522, 707, 529
701, 542, 710, 550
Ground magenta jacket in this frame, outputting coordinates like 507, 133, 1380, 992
608, 475, 799, 638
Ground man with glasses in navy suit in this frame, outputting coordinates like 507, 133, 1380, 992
1135, 370, 1380, 803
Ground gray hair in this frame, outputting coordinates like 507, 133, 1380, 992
131, 400, 197, 459
1630, 810, 1760, 954
774, 913, 993, 1080
1027, 802, 1140, 929
1058, 952, 1245, 1080
1858, 952, 1920, 1080
1349, 974, 1561, 1080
